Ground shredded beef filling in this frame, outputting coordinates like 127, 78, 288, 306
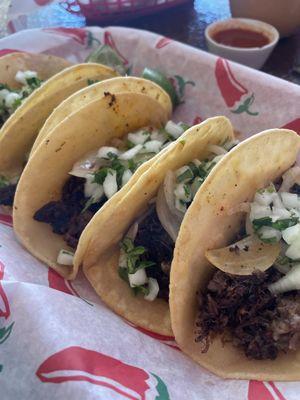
195, 268, 300, 360
0, 184, 17, 206
134, 207, 174, 301
34, 176, 105, 249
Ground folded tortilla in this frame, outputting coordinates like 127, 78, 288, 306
0, 61, 117, 179
13, 92, 169, 279
170, 128, 300, 380
75, 116, 234, 336
30, 76, 172, 157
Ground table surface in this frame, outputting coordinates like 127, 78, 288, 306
104, 0, 300, 85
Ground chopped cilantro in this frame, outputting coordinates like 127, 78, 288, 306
93, 168, 108, 185
253, 217, 298, 232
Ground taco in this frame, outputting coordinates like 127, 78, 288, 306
0, 61, 118, 208
14, 89, 176, 279
170, 128, 300, 380
30, 76, 172, 156
74, 117, 235, 335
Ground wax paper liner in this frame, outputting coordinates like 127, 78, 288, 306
0, 25, 299, 400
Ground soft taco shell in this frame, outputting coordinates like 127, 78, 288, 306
0, 52, 71, 88
77, 116, 234, 336
170, 128, 300, 380
30, 77, 172, 156
0, 62, 117, 178
13, 92, 168, 279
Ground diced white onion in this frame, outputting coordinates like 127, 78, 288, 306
207, 144, 227, 155
97, 146, 119, 159
150, 129, 166, 143
0, 89, 10, 102
254, 191, 276, 206
140, 140, 162, 154
128, 269, 147, 287
128, 130, 149, 145
5, 92, 21, 108
174, 183, 191, 202
286, 238, 300, 260
119, 144, 143, 160
84, 174, 97, 197
271, 207, 291, 221
91, 185, 104, 203
165, 120, 184, 139
175, 165, 193, 183
144, 278, 159, 301
103, 169, 118, 199
281, 192, 300, 209
15, 70, 37, 85
258, 226, 281, 242
282, 224, 300, 245
249, 204, 272, 221
57, 249, 74, 266
269, 264, 300, 294
122, 169, 133, 186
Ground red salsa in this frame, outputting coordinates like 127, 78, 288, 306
212, 28, 270, 48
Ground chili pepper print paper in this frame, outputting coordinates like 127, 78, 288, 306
0, 24, 300, 400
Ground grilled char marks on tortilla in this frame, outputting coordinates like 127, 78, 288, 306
34, 176, 104, 249
0, 183, 17, 206
134, 207, 174, 300
195, 268, 300, 360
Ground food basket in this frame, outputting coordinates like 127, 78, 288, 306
78, 0, 192, 23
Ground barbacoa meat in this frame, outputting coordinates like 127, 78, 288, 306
0, 184, 17, 206
195, 268, 300, 360
34, 176, 104, 249
134, 207, 174, 301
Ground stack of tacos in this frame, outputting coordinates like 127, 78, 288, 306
7, 51, 300, 381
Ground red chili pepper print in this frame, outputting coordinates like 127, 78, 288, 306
48, 269, 93, 305
36, 346, 170, 399
34, 0, 53, 5
48, 269, 78, 297
193, 116, 203, 125
0, 49, 20, 58
281, 118, 300, 135
215, 58, 258, 116
0, 213, 13, 227
0, 261, 4, 280
155, 37, 172, 49
0, 262, 9, 320
43, 28, 87, 45
248, 380, 287, 400
125, 320, 179, 350
104, 31, 128, 65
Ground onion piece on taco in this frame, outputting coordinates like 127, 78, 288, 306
74, 116, 235, 336
13, 90, 174, 279
0, 61, 118, 209
170, 128, 300, 380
